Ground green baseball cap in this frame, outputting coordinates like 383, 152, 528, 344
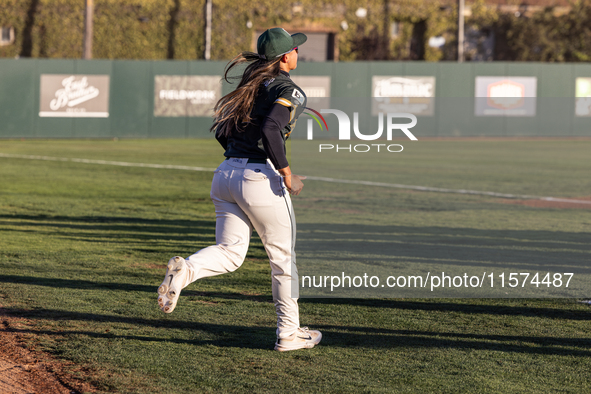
257, 28, 307, 59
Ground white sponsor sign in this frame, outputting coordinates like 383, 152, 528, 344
291, 76, 331, 109
372, 76, 436, 116
475, 76, 537, 116
158, 89, 216, 102
40, 75, 110, 117
575, 77, 591, 117
154, 75, 220, 117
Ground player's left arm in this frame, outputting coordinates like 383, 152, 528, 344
260, 103, 290, 170
260, 102, 305, 195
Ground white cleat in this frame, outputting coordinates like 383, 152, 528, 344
157, 256, 188, 314
274, 327, 322, 352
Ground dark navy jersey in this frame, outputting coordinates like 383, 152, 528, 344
220, 70, 307, 169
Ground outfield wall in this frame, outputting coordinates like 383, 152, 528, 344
1, 59, 591, 138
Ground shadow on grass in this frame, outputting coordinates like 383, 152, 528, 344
2, 307, 590, 356
296, 223, 591, 272
313, 324, 591, 356
0, 275, 272, 303
1, 273, 589, 320
1, 273, 590, 320
303, 298, 591, 321
0, 214, 217, 245
2, 214, 589, 273
0, 275, 157, 293
1, 307, 272, 350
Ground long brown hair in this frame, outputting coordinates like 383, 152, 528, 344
210, 52, 282, 137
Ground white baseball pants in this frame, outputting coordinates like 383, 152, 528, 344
182, 158, 299, 338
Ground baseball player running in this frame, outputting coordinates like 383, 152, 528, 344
157, 28, 321, 351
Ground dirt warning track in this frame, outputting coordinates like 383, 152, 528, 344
0, 310, 95, 394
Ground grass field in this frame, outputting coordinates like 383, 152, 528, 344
0, 139, 590, 393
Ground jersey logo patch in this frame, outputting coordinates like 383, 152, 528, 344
292, 89, 305, 105
264, 78, 275, 87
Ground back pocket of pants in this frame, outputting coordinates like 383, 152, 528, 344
242, 169, 272, 206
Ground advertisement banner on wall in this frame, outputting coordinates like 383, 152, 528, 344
371, 76, 436, 116
291, 76, 331, 109
154, 76, 221, 117
475, 76, 537, 117
575, 77, 591, 117
39, 74, 110, 117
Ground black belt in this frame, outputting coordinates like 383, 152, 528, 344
225, 157, 267, 164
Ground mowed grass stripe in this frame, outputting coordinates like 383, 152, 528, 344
0, 153, 218, 172
2, 152, 591, 204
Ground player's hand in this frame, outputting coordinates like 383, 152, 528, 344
285, 175, 306, 196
